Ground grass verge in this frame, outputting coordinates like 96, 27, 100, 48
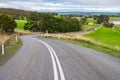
43, 36, 120, 58
0, 35, 22, 66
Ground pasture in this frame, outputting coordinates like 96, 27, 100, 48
15, 20, 27, 30
85, 26, 120, 48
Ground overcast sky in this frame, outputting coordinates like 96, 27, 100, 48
0, 0, 120, 12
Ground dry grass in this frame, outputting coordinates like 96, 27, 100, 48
15, 30, 43, 35
0, 33, 12, 45
0, 30, 42, 45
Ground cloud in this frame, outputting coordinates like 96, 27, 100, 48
0, 0, 120, 12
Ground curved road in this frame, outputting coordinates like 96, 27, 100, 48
0, 35, 120, 80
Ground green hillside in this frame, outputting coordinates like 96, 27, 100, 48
85, 26, 120, 47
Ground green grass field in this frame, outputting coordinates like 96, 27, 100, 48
83, 24, 98, 30
85, 26, 120, 47
110, 17, 120, 21
15, 20, 27, 30
87, 18, 96, 23
82, 18, 97, 30
73, 17, 96, 23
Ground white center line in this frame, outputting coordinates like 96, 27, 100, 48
32, 38, 65, 80
48, 45, 65, 80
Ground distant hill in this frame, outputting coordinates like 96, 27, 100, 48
0, 8, 58, 19
0, 8, 31, 19
58, 12, 120, 16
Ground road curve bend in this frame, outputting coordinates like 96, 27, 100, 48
0, 35, 120, 80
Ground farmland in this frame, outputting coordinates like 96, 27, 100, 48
110, 17, 120, 21
85, 26, 120, 48
15, 20, 27, 30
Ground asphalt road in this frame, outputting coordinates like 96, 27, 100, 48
0, 35, 120, 80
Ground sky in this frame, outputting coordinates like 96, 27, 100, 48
0, 0, 120, 12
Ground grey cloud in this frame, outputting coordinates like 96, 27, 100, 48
0, 0, 120, 12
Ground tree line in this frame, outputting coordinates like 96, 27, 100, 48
24, 12, 82, 33
0, 9, 114, 34
80, 15, 114, 28
96, 15, 114, 28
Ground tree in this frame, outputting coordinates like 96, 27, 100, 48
0, 14, 16, 33
104, 21, 110, 27
24, 12, 41, 32
93, 15, 98, 20
24, 13, 82, 33
97, 15, 115, 28
80, 17, 87, 25
109, 23, 114, 28
97, 15, 104, 24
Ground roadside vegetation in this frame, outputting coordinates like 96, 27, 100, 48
0, 13, 22, 65
42, 15, 120, 57
0, 34, 22, 65
44, 35, 120, 57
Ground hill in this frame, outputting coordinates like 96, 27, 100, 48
58, 12, 120, 16
0, 8, 31, 19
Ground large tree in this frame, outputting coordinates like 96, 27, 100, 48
0, 14, 16, 33
80, 17, 87, 25
97, 15, 109, 24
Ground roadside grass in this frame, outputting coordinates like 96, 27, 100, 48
110, 17, 120, 21
42, 25, 120, 58
15, 20, 27, 30
0, 33, 11, 45
0, 35, 22, 65
43, 36, 120, 58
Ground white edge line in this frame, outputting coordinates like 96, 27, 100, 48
32, 38, 58, 80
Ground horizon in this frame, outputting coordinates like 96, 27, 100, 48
0, 0, 120, 12
1, 8, 120, 13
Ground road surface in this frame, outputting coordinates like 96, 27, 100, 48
0, 35, 120, 80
